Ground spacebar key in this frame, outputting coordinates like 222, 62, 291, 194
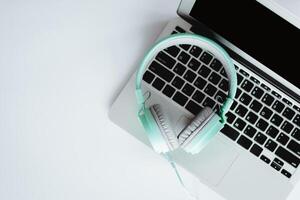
221, 124, 240, 141
275, 146, 300, 168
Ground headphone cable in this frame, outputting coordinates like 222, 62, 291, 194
163, 153, 200, 200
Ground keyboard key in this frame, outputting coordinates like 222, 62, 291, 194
183, 70, 197, 83
262, 93, 275, 106
185, 100, 202, 115
237, 135, 253, 150
173, 63, 186, 76
208, 72, 221, 85
245, 112, 258, 124
282, 107, 295, 120
261, 83, 271, 91
239, 69, 249, 77
293, 114, 300, 127
235, 88, 242, 99
182, 83, 195, 96
143, 71, 155, 84
162, 85, 176, 97
274, 158, 284, 166
250, 144, 263, 157
241, 80, 254, 92
221, 124, 240, 141
179, 44, 190, 50
271, 91, 281, 99
149, 61, 175, 82
256, 118, 268, 131
230, 100, 238, 111
271, 114, 284, 127
219, 79, 229, 92
156, 51, 176, 69
172, 91, 188, 106
277, 132, 289, 145
292, 128, 300, 141
271, 162, 281, 171
260, 155, 271, 164
250, 76, 260, 84
172, 76, 185, 89
226, 111, 236, 124
287, 140, 300, 156
293, 105, 300, 112
265, 139, 278, 152
254, 132, 267, 145
239, 93, 252, 106
275, 146, 300, 168
210, 59, 222, 72
178, 51, 191, 64
220, 68, 227, 77
250, 100, 263, 112
244, 125, 257, 138
215, 90, 226, 103
204, 84, 217, 96
152, 77, 165, 91
237, 73, 244, 85
165, 45, 180, 57
234, 118, 247, 131
194, 77, 207, 90
175, 26, 185, 33
200, 52, 213, 65
281, 121, 294, 134
203, 97, 215, 108
272, 100, 285, 113
189, 46, 202, 58
266, 126, 279, 138
281, 169, 292, 178
283, 98, 292, 106
192, 90, 205, 104
260, 107, 273, 120
235, 104, 248, 117
188, 58, 201, 71
198, 65, 211, 78
251, 87, 264, 99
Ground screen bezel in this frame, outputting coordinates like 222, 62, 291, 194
177, 0, 300, 99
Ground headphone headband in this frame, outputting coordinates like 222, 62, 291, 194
136, 33, 237, 120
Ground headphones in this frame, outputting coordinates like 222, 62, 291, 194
135, 33, 237, 155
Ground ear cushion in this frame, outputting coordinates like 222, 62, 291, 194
150, 104, 179, 151
178, 107, 214, 147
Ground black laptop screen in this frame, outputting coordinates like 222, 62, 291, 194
190, 0, 300, 89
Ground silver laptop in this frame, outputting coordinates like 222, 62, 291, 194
109, 0, 300, 199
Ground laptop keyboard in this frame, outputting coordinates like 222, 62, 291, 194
142, 26, 300, 179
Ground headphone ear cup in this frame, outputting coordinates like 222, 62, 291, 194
150, 104, 179, 151
138, 107, 169, 153
178, 107, 214, 147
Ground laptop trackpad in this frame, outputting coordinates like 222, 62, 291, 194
171, 136, 239, 186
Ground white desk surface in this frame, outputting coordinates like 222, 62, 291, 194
0, 0, 299, 199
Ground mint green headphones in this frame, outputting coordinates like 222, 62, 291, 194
136, 33, 237, 154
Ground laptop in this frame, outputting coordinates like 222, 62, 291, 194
109, 0, 300, 199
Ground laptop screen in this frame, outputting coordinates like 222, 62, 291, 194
190, 0, 300, 89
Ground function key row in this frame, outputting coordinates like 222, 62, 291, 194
167, 43, 215, 66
